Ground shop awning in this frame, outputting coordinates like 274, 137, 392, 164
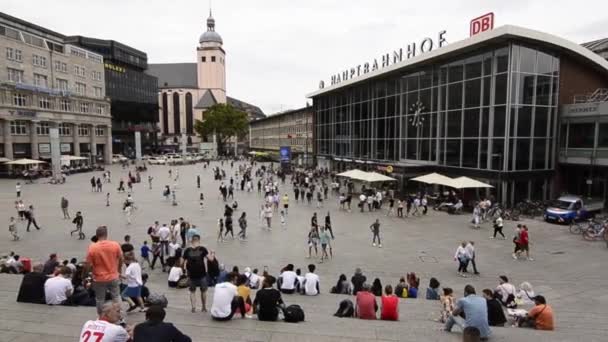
410, 172, 454, 186
449, 176, 494, 189
0, 157, 12, 163
364, 172, 397, 182
336, 169, 369, 180
4, 158, 47, 165
61, 155, 88, 161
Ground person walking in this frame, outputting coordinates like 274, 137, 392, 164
25, 205, 41, 231
217, 218, 224, 243
282, 194, 289, 215
397, 199, 404, 217
264, 204, 273, 230
370, 219, 382, 248
96, 178, 103, 192
90, 176, 96, 192
454, 241, 470, 277
148, 175, 153, 190
85, 226, 124, 316
386, 197, 395, 216
325, 212, 334, 239
16, 182, 22, 198
515, 225, 533, 261
60, 196, 70, 219
238, 212, 247, 240
465, 241, 479, 275
491, 215, 505, 239
9, 216, 19, 241
472, 205, 481, 229
71, 211, 85, 240
197, 175, 201, 189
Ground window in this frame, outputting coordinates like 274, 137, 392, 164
32, 54, 47, 68
6, 47, 22, 62
39, 96, 51, 109
96, 104, 104, 114
211, 56, 216, 62
59, 123, 72, 136
91, 70, 102, 81
70, 46, 87, 58
22, 33, 45, 48
56, 78, 68, 91
74, 65, 86, 77
95, 126, 105, 136
33, 73, 48, 87
60, 99, 71, 111
80, 102, 89, 113
94, 86, 103, 97
36, 122, 50, 135
10, 121, 28, 135
598, 123, 608, 147
78, 125, 90, 136
201, 56, 206, 62
54, 61, 67, 73
7, 68, 24, 83
75, 82, 86, 95
567, 123, 595, 148
1, 26, 21, 40
13, 93, 27, 106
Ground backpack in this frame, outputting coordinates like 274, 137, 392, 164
176, 276, 189, 289
334, 299, 354, 318
283, 304, 305, 323
147, 293, 168, 308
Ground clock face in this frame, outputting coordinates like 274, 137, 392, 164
409, 100, 425, 127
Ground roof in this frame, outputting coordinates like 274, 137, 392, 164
146, 63, 197, 88
308, 25, 608, 98
0, 12, 65, 41
249, 106, 311, 124
194, 90, 217, 109
582, 37, 608, 52
227, 97, 265, 119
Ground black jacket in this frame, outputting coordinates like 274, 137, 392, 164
17, 272, 46, 304
133, 321, 191, 342
487, 298, 507, 326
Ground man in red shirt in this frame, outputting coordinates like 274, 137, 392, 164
355, 283, 377, 319
517, 225, 533, 261
380, 285, 399, 321
85, 226, 124, 315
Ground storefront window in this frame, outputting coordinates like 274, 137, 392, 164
567, 123, 595, 148
516, 138, 531, 170
598, 123, 608, 147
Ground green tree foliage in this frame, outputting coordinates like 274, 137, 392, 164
194, 103, 248, 154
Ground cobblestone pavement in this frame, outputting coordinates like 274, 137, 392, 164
0, 162, 606, 341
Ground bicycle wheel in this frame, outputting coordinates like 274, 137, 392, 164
569, 222, 582, 234
583, 228, 596, 241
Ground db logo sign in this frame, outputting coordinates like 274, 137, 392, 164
470, 12, 494, 37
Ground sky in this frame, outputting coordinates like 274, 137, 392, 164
3, 0, 607, 115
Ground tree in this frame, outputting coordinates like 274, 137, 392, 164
194, 103, 248, 155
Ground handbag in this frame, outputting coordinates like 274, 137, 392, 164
177, 276, 190, 288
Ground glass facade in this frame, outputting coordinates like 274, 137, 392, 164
314, 43, 560, 203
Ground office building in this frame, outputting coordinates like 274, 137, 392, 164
249, 106, 313, 165
64, 36, 159, 156
308, 25, 608, 205
0, 12, 112, 163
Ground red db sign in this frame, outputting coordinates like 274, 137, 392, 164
470, 12, 494, 37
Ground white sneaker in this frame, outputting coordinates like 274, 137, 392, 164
372, 243, 376, 247
527, 257, 534, 261
512, 253, 517, 259
489, 236, 495, 239
378, 244, 382, 248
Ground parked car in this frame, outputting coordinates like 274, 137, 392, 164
111, 154, 128, 163
147, 156, 167, 165
544, 195, 605, 224
165, 154, 184, 165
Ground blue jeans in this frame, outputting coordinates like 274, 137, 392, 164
444, 314, 465, 332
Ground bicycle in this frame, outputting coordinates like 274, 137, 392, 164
582, 220, 608, 241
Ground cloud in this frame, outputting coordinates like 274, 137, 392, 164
2, 0, 607, 115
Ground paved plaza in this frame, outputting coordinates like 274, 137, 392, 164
1, 162, 607, 341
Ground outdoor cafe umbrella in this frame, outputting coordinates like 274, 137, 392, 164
449, 176, 493, 189
4, 158, 46, 165
363, 171, 397, 182
410, 172, 455, 187
336, 169, 370, 181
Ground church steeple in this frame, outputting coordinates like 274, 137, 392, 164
207, 9, 215, 32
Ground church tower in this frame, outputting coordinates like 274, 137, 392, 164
197, 10, 226, 104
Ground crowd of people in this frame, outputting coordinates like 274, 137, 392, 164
1, 157, 557, 342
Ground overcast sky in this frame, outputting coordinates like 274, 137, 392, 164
4, 0, 607, 115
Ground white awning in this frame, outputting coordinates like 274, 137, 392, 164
4, 158, 46, 165
336, 169, 369, 180
449, 176, 493, 189
61, 155, 88, 161
364, 172, 397, 182
410, 172, 454, 186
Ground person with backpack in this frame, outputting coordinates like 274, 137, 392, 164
495, 275, 517, 308
70, 211, 85, 240
253, 275, 284, 321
